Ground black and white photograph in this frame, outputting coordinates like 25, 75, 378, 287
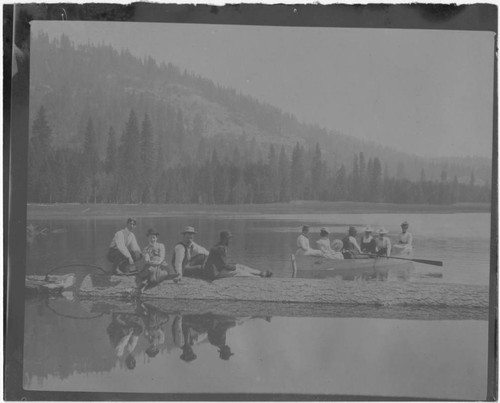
5, 3, 497, 400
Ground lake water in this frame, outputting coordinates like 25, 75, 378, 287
23, 210, 491, 399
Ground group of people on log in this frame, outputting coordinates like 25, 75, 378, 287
297, 221, 413, 260
106, 218, 273, 289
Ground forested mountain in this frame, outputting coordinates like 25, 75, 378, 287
27, 32, 492, 204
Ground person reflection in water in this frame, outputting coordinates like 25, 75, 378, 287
207, 315, 237, 360
137, 303, 170, 359
106, 313, 143, 370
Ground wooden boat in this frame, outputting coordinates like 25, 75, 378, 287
24, 273, 488, 310
292, 254, 441, 280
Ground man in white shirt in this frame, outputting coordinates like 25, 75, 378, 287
171, 226, 209, 281
296, 225, 323, 257
107, 217, 143, 274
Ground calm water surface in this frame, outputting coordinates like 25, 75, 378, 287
24, 211, 491, 398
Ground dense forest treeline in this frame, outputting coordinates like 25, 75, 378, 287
28, 106, 490, 205
30, 32, 492, 186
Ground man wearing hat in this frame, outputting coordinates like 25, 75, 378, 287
107, 217, 143, 274
360, 226, 376, 254
204, 231, 272, 279
171, 226, 209, 281
375, 227, 392, 257
393, 221, 413, 257
342, 226, 362, 259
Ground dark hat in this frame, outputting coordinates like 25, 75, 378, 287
349, 226, 357, 234
401, 221, 409, 227
220, 230, 232, 240
146, 345, 160, 358
218, 345, 234, 361
146, 228, 160, 237
302, 225, 310, 232
180, 344, 197, 362
182, 226, 197, 234
127, 217, 137, 225
125, 354, 136, 369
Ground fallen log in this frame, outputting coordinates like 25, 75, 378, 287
73, 274, 489, 309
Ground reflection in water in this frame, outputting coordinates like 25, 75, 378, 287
23, 297, 488, 399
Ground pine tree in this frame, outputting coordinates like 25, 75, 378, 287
82, 117, 100, 203
290, 142, 305, 200
119, 110, 141, 202
140, 113, 155, 202
311, 143, 324, 200
105, 126, 118, 174
278, 145, 290, 202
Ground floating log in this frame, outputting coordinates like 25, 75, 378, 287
25, 274, 76, 297
71, 273, 488, 309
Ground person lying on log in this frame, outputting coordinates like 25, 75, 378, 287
171, 226, 209, 282
203, 231, 273, 280
107, 217, 143, 274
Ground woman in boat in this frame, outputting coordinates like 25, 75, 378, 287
296, 225, 324, 257
375, 227, 392, 257
342, 226, 362, 259
316, 228, 343, 260
392, 221, 413, 256
204, 231, 272, 279
360, 226, 376, 255
331, 239, 345, 260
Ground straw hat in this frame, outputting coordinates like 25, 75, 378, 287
363, 226, 373, 233
182, 226, 197, 234
377, 227, 388, 235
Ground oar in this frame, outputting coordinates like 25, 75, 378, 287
361, 254, 443, 267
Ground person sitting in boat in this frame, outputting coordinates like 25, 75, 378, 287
137, 229, 169, 290
392, 221, 413, 257
375, 227, 392, 257
296, 225, 323, 257
204, 231, 273, 279
360, 226, 376, 255
342, 226, 363, 259
107, 217, 143, 274
171, 226, 209, 282
316, 228, 343, 260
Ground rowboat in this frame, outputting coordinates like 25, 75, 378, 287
292, 254, 441, 280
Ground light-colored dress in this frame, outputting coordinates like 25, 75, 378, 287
316, 238, 344, 260
296, 234, 324, 257
393, 232, 413, 256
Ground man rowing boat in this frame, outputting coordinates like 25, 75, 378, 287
171, 226, 209, 282
342, 226, 363, 259
204, 231, 272, 279
107, 218, 143, 274
375, 227, 392, 257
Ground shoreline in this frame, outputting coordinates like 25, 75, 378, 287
26, 201, 491, 219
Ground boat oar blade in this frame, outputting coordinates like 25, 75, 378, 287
409, 258, 443, 267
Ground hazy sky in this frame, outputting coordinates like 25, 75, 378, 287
32, 21, 495, 158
